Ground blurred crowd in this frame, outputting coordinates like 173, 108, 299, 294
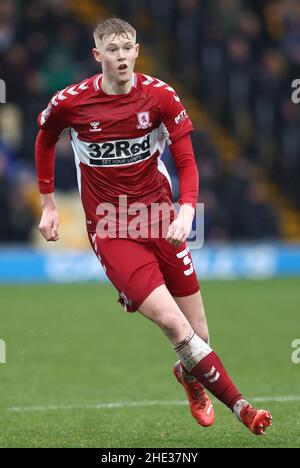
1, 0, 299, 243
0, 0, 96, 242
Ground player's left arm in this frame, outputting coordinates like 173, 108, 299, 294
166, 133, 199, 247
160, 87, 199, 246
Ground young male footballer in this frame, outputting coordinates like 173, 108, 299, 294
35, 18, 272, 435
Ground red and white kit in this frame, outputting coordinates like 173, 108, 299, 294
36, 73, 200, 311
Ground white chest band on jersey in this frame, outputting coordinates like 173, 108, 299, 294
69, 127, 166, 168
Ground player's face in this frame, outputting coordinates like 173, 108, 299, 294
93, 33, 139, 85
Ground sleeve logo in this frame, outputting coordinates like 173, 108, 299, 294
175, 109, 188, 124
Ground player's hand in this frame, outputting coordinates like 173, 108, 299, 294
166, 204, 195, 247
39, 206, 60, 242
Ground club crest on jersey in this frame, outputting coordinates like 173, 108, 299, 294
89, 121, 102, 132
136, 112, 152, 130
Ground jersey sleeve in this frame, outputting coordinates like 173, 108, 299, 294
37, 92, 69, 134
35, 93, 70, 194
169, 133, 199, 208
160, 86, 193, 144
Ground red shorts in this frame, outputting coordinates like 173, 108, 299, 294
88, 232, 200, 312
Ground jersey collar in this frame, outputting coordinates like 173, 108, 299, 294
93, 73, 137, 95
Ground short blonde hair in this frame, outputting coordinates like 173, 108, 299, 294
93, 18, 136, 48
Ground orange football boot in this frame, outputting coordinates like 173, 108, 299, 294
173, 360, 215, 427
240, 404, 272, 435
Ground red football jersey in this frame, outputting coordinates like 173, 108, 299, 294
37, 73, 194, 232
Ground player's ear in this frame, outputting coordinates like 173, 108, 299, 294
92, 48, 102, 63
135, 43, 140, 59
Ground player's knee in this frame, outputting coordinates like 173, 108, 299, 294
158, 311, 189, 336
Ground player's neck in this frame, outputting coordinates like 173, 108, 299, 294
101, 75, 132, 95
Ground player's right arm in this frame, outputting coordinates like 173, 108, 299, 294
35, 94, 69, 242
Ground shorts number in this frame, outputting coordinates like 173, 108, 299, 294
176, 248, 194, 276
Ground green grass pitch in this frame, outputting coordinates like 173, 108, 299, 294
0, 278, 299, 448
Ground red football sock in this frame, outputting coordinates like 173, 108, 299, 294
187, 351, 243, 409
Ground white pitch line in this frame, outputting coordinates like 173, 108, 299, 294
6, 401, 188, 413
251, 396, 300, 403
5, 396, 300, 413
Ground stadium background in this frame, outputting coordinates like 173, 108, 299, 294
0, 0, 299, 448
